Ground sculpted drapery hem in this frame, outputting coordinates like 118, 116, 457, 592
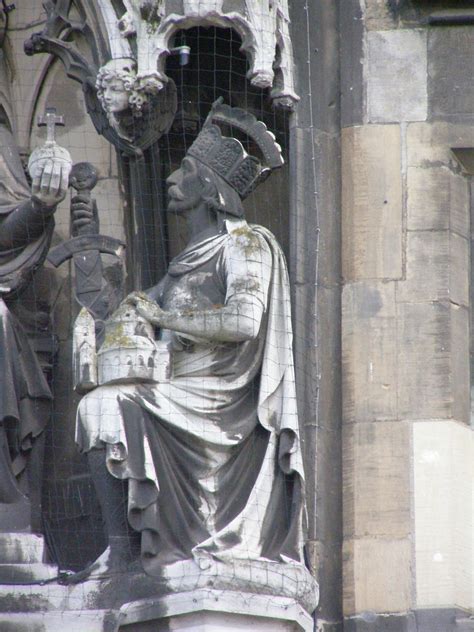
76, 218, 306, 570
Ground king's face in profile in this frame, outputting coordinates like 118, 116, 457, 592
166, 157, 205, 214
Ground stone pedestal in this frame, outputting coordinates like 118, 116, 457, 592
119, 590, 314, 631
0, 555, 317, 631
0, 532, 58, 583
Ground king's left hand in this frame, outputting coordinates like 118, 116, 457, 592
125, 291, 164, 325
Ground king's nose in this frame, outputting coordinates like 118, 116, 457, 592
166, 173, 179, 186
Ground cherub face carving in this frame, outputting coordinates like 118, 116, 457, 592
96, 59, 136, 116
101, 77, 130, 113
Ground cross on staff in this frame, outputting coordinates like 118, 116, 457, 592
38, 107, 64, 143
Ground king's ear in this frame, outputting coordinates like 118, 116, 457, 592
199, 173, 219, 203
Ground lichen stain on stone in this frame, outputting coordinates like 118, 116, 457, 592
103, 321, 135, 349
230, 278, 260, 294
0, 594, 49, 613
230, 225, 262, 256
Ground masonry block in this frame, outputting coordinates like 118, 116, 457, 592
342, 282, 397, 423
396, 230, 469, 307
343, 421, 411, 540
407, 122, 474, 168
428, 26, 474, 119
367, 30, 427, 123
413, 421, 473, 611
345, 613, 416, 632
342, 125, 402, 281
364, 0, 399, 31
343, 538, 412, 616
396, 302, 469, 422
406, 167, 469, 236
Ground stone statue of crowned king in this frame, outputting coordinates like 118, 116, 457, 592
73, 101, 315, 611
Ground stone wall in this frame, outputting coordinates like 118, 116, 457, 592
340, 1, 473, 630
289, 2, 343, 629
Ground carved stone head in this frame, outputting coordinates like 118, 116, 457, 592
165, 100, 284, 218
166, 156, 244, 218
96, 58, 141, 119
96, 58, 177, 146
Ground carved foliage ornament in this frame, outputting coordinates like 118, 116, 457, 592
23, 1, 177, 156
23, 0, 298, 154
116, 0, 299, 109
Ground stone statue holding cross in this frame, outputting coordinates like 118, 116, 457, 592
0, 108, 70, 532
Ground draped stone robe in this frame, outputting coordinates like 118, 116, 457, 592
76, 218, 306, 574
0, 125, 52, 503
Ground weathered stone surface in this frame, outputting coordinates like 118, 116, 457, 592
428, 26, 474, 120
315, 131, 342, 289
407, 122, 474, 168
396, 302, 469, 422
344, 612, 417, 632
396, 230, 469, 307
120, 590, 314, 632
416, 608, 474, 632
289, 126, 319, 287
0, 562, 58, 583
342, 125, 402, 281
290, 2, 339, 133
340, 0, 364, 127
406, 167, 469, 236
453, 613, 474, 632
307, 539, 342, 628
413, 421, 473, 611
343, 422, 411, 539
0, 611, 112, 632
290, 127, 340, 287
308, 284, 342, 615
289, 67, 343, 622
364, 0, 399, 30
343, 538, 412, 615
0, 533, 46, 564
367, 30, 427, 123
314, 622, 343, 632
344, 608, 473, 632
342, 282, 397, 423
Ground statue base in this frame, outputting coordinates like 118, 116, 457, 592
0, 555, 318, 631
119, 589, 314, 631
0, 591, 312, 632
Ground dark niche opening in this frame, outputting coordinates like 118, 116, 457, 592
123, 26, 290, 290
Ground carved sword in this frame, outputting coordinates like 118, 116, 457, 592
47, 161, 125, 326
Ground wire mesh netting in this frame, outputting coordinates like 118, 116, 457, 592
0, 2, 320, 622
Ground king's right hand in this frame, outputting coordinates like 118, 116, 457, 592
31, 159, 70, 210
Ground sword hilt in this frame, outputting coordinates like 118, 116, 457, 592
69, 161, 98, 196
69, 162, 99, 237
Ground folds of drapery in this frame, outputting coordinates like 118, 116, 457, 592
0, 126, 53, 502
0, 298, 51, 502
76, 220, 306, 570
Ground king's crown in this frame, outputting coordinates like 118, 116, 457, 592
188, 99, 284, 199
